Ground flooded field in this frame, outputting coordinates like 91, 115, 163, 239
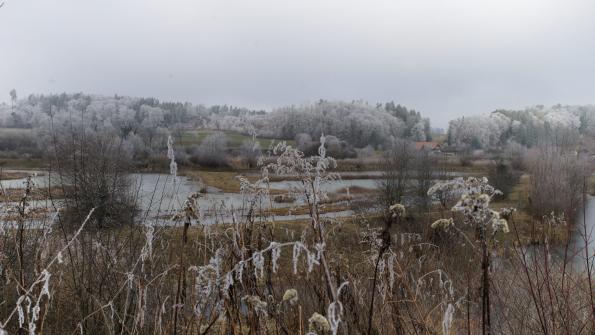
1, 170, 371, 224
0, 171, 488, 222
0, 169, 507, 226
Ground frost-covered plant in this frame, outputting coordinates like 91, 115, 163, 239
428, 177, 513, 334
0, 207, 96, 334
261, 136, 343, 304
282, 289, 298, 305
243, 295, 268, 316
186, 236, 328, 332
167, 135, 178, 181
428, 177, 512, 236
431, 218, 454, 230
389, 203, 406, 218
263, 135, 339, 226
366, 202, 406, 333
326, 281, 348, 335
172, 136, 351, 333
442, 302, 455, 334
308, 312, 330, 333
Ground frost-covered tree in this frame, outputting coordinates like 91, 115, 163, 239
239, 140, 261, 168
253, 100, 429, 148
189, 132, 229, 168
9, 88, 17, 111
448, 105, 594, 149
379, 139, 415, 206
526, 145, 589, 220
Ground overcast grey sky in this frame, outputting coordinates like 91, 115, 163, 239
1, 0, 595, 126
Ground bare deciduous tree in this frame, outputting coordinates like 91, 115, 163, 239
379, 139, 414, 207
50, 128, 136, 229
239, 140, 261, 168
414, 148, 436, 211
526, 145, 590, 220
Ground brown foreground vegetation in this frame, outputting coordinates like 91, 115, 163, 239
0, 141, 592, 335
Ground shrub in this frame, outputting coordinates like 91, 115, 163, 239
50, 129, 136, 229
526, 145, 589, 220
188, 132, 229, 168
488, 159, 520, 199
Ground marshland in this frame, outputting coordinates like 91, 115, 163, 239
1, 1, 594, 334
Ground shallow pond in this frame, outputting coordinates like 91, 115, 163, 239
1, 170, 479, 226
129, 173, 304, 213
267, 178, 379, 194
0, 172, 51, 189
2, 173, 333, 223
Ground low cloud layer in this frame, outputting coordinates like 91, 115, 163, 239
1, 0, 594, 126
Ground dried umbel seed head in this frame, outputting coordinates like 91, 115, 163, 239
389, 203, 406, 218
431, 218, 454, 230
282, 288, 298, 305
543, 212, 566, 226
308, 312, 330, 333
492, 218, 510, 233
499, 207, 516, 220
171, 193, 200, 221
242, 295, 268, 315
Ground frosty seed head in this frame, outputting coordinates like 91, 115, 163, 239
282, 288, 298, 305
431, 218, 454, 230
308, 312, 330, 333
492, 218, 509, 233
242, 295, 268, 316
389, 203, 406, 218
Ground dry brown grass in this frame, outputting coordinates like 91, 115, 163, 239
0, 171, 32, 180
0, 186, 67, 202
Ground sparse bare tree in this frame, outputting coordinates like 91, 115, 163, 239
526, 145, 590, 220
239, 139, 261, 168
487, 158, 519, 199
414, 148, 435, 211
9, 89, 16, 112
378, 139, 414, 207
50, 128, 136, 229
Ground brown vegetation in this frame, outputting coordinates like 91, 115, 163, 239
0, 138, 592, 335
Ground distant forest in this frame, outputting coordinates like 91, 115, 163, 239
447, 104, 595, 149
0, 93, 432, 166
3, 92, 595, 164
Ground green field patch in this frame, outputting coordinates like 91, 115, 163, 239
179, 129, 294, 148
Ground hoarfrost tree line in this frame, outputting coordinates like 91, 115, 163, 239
0, 93, 432, 169
447, 104, 595, 150
0, 90, 594, 334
